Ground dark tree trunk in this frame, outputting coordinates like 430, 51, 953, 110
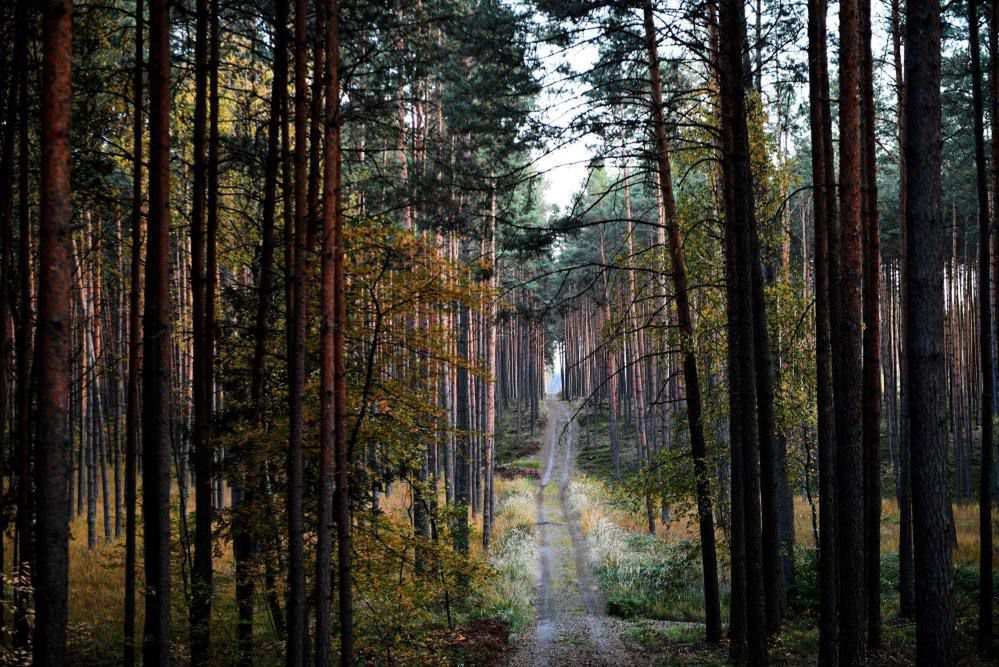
904, 0, 955, 661
724, 225, 748, 659
206, 0, 220, 516
143, 0, 173, 663
124, 1, 143, 662
748, 187, 786, 635
0, 24, 13, 648
641, 0, 721, 643
308, 1, 325, 249
34, 0, 73, 662
317, 0, 337, 662
323, 1, 352, 662
8, 0, 33, 650
190, 0, 213, 660
890, 0, 916, 618
860, 0, 882, 650
807, 0, 840, 661
717, 0, 767, 661
331, 0, 353, 650
238, 1, 288, 662
284, 0, 309, 658
0, 8, 22, 617
979, 0, 996, 651
835, 0, 867, 659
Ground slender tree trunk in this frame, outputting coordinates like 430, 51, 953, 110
207, 0, 220, 513
641, 0, 721, 643
980, 0, 997, 650
238, 1, 287, 661
598, 224, 620, 477
190, 0, 213, 659
316, 0, 336, 654
724, 209, 749, 661
284, 0, 309, 659
454, 249, 471, 563
0, 5, 22, 624
124, 1, 144, 662
890, 0, 916, 618
483, 178, 497, 550
143, 0, 174, 662
835, 0, 867, 659
327, 2, 353, 662
860, 0, 882, 649
748, 162, 785, 637
623, 162, 656, 533
34, 1, 73, 661
904, 0, 955, 661
717, 0, 767, 659
10, 0, 33, 648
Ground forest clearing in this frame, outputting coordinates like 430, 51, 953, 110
3, 0, 999, 664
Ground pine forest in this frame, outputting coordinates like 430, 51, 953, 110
0, 0, 997, 664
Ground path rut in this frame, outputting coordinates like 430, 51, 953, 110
507, 399, 653, 666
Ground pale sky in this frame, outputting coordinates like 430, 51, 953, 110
531, 23, 601, 211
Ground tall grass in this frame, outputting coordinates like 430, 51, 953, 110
475, 478, 539, 629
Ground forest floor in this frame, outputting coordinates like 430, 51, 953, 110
507, 399, 686, 666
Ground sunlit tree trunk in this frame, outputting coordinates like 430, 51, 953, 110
482, 177, 497, 550
598, 224, 620, 477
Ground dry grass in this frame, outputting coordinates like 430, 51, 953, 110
14, 488, 248, 661
790, 495, 997, 568
476, 478, 539, 628
377, 476, 533, 562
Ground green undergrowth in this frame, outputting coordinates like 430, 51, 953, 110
573, 408, 644, 482
624, 622, 726, 665
495, 402, 545, 476
598, 534, 713, 622
566, 478, 729, 624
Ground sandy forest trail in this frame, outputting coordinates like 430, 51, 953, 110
508, 399, 659, 666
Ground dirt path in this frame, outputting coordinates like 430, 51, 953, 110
508, 399, 653, 666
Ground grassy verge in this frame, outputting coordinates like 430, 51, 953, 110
474, 477, 539, 631
566, 477, 726, 624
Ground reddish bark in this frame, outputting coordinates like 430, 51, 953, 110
142, 0, 174, 663
641, 0, 721, 644
34, 0, 73, 662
